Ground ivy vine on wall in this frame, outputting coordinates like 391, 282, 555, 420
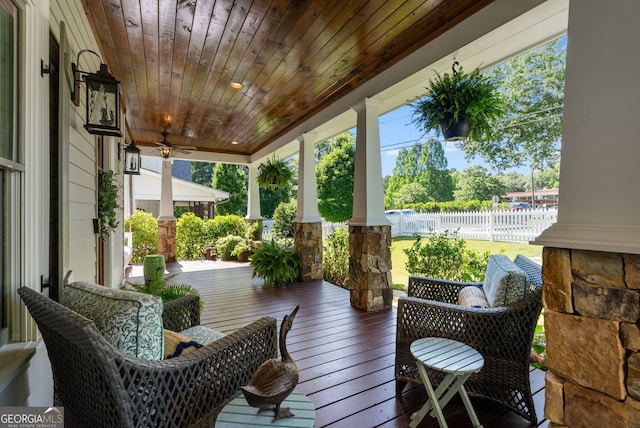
97, 169, 119, 238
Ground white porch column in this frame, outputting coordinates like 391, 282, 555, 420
157, 158, 176, 262
350, 98, 388, 226
294, 133, 323, 281
158, 159, 175, 220
535, 0, 640, 254
535, 2, 640, 427
246, 162, 262, 220
245, 162, 263, 240
295, 132, 321, 223
348, 98, 392, 311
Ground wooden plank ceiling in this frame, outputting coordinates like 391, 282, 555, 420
81, 0, 493, 157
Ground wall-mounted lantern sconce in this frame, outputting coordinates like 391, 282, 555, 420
71, 49, 122, 137
159, 145, 172, 159
124, 141, 141, 175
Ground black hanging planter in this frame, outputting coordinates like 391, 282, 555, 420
440, 115, 471, 141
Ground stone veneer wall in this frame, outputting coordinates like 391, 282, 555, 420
348, 225, 392, 312
293, 221, 323, 282
157, 219, 176, 263
544, 247, 640, 427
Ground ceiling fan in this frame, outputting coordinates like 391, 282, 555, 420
155, 131, 196, 158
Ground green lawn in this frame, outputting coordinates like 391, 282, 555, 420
390, 237, 543, 288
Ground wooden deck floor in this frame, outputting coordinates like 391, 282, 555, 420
130, 261, 548, 428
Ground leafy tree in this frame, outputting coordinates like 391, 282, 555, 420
458, 38, 565, 170
385, 139, 453, 207
454, 165, 506, 201
272, 200, 297, 239
260, 182, 293, 219
191, 161, 214, 186
499, 172, 528, 193
212, 163, 247, 216
531, 162, 560, 190
393, 182, 431, 206
316, 133, 355, 222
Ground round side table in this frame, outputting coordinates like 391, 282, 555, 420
410, 337, 484, 428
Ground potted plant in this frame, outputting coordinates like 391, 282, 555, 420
250, 239, 301, 286
256, 156, 293, 188
97, 169, 119, 238
411, 62, 505, 141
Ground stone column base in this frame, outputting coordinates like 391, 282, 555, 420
348, 224, 393, 311
157, 219, 176, 262
294, 221, 323, 281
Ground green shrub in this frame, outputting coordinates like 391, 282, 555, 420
205, 215, 246, 248
124, 210, 158, 263
404, 230, 490, 281
176, 212, 207, 260
215, 235, 245, 260
272, 200, 296, 238
323, 227, 350, 288
250, 239, 301, 286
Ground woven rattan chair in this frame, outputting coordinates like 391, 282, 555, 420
18, 286, 278, 428
395, 254, 543, 423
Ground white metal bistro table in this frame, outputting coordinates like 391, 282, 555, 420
410, 337, 484, 428
215, 389, 315, 428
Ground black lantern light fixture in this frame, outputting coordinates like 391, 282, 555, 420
159, 145, 172, 159
71, 49, 122, 137
124, 141, 141, 175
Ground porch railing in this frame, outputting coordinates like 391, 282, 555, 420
262, 208, 557, 243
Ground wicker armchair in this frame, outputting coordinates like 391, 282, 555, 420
18, 287, 278, 428
395, 254, 543, 423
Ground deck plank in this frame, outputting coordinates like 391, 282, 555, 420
130, 261, 548, 428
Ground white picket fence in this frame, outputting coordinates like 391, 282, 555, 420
262, 208, 557, 243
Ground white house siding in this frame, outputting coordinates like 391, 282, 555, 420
7, 0, 124, 343
50, 0, 125, 287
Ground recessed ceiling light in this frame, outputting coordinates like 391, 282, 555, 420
231, 141, 240, 145
230, 82, 243, 89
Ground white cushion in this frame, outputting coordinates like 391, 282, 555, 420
482, 255, 530, 307
458, 286, 490, 308
62, 281, 164, 360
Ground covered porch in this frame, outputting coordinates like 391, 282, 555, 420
121, 261, 547, 427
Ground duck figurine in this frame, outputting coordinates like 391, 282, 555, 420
241, 305, 300, 422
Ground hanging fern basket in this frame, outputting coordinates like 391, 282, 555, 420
440, 115, 471, 141
257, 157, 293, 188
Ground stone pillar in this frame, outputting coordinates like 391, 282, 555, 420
157, 219, 176, 262
349, 98, 392, 311
158, 158, 176, 262
543, 247, 640, 426
349, 225, 393, 311
294, 222, 322, 281
293, 133, 323, 281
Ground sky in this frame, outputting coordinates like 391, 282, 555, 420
377, 104, 529, 177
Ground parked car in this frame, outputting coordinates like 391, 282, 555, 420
511, 202, 531, 211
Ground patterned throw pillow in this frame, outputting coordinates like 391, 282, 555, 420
482, 254, 530, 307
62, 281, 164, 360
458, 286, 490, 308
